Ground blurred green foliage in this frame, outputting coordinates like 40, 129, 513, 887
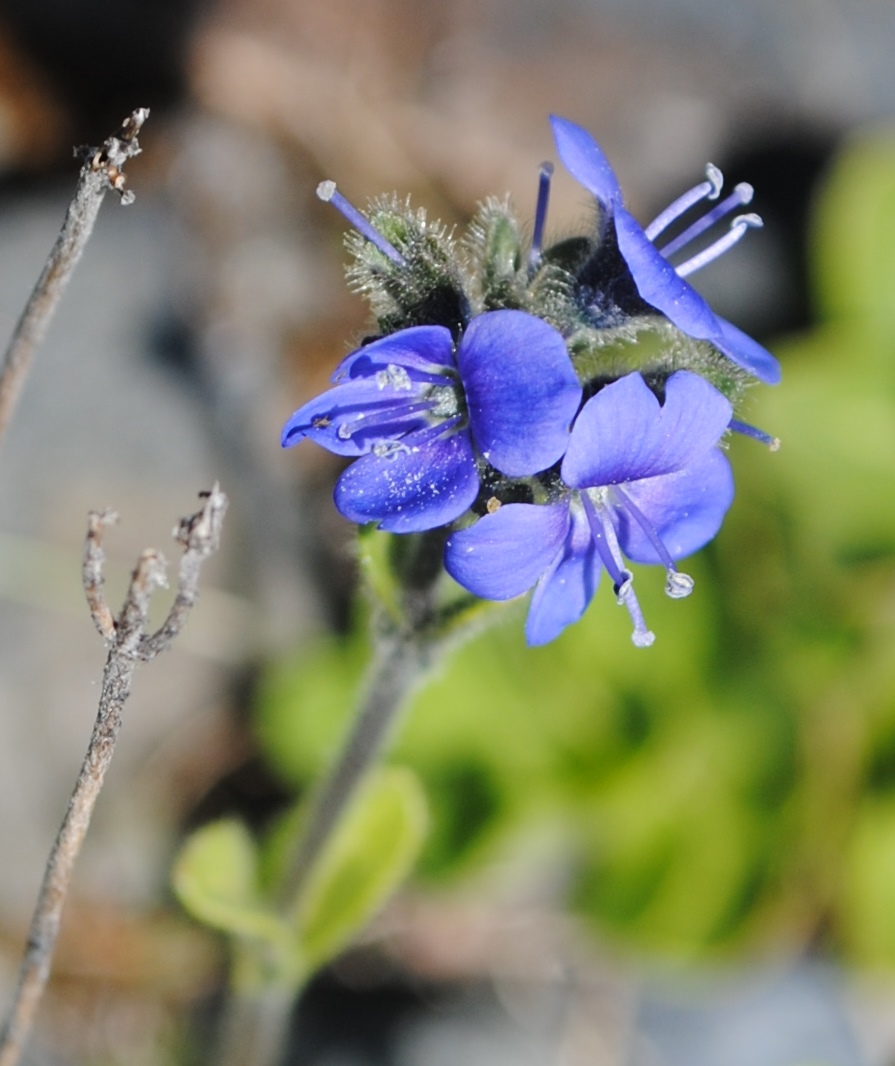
173, 768, 428, 992
256, 128, 895, 965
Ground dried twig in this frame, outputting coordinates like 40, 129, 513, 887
0, 108, 149, 445
83, 508, 119, 640
0, 486, 227, 1066
139, 487, 229, 659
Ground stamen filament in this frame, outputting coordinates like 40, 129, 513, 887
317, 181, 407, 267
529, 162, 554, 269
729, 419, 781, 451
369, 413, 464, 458
328, 398, 437, 442
657, 183, 754, 259
407, 413, 464, 445
582, 493, 655, 646
643, 164, 723, 242
581, 493, 625, 586
676, 213, 763, 278
611, 486, 694, 598
616, 574, 656, 647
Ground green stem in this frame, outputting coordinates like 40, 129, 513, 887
217, 531, 449, 1066
215, 988, 297, 1066
278, 628, 432, 910
215, 630, 435, 1066
279, 528, 447, 909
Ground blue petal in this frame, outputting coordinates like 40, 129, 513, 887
614, 208, 781, 384
562, 371, 732, 488
445, 502, 570, 600
334, 428, 479, 533
614, 448, 735, 563
334, 325, 457, 382
712, 316, 782, 386
281, 378, 430, 456
550, 115, 623, 209
456, 310, 582, 477
525, 501, 602, 645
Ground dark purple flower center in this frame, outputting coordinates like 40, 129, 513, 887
535, 158, 761, 322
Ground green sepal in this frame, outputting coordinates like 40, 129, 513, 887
291, 766, 428, 974
465, 197, 525, 311
566, 317, 751, 405
347, 197, 469, 336
357, 526, 455, 635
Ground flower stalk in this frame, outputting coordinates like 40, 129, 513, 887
278, 627, 433, 908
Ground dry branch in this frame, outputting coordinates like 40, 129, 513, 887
0, 107, 149, 444
0, 486, 227, 1066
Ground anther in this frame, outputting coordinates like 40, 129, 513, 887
644, 166, 726, 243
665, 571, 694, 599
372, 440, 412, 458
317, 181, 407, 267
704, 164, 724, 199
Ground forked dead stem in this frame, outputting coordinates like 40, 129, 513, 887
0, 486, 227, 1066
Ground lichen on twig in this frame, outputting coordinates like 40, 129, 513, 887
0, 107, 149, 446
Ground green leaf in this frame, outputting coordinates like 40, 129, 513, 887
357, 526, 403, 626
293, 767, 428, 973
172, 819, 286, 945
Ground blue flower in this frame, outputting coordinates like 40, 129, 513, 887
282, 309, 583, 533
550, 116, 781, 385
444, 370, 734, 645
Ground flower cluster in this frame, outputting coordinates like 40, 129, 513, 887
283, 116, 779, 645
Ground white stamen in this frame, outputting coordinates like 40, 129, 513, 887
317, 180, 407, 266
644, 168, 725, 242
616, 573, 656, 647
665, 571, 694, 599
675, 213, 763, 278
658, 183, 755, 259
372, 440, 412, 458
704, 164, 724, 199
386, 364, 412, 390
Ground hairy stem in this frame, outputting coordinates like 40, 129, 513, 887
218, 531, 447, 1066
279, 630, 432, 909
216, 628, 433, 1066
